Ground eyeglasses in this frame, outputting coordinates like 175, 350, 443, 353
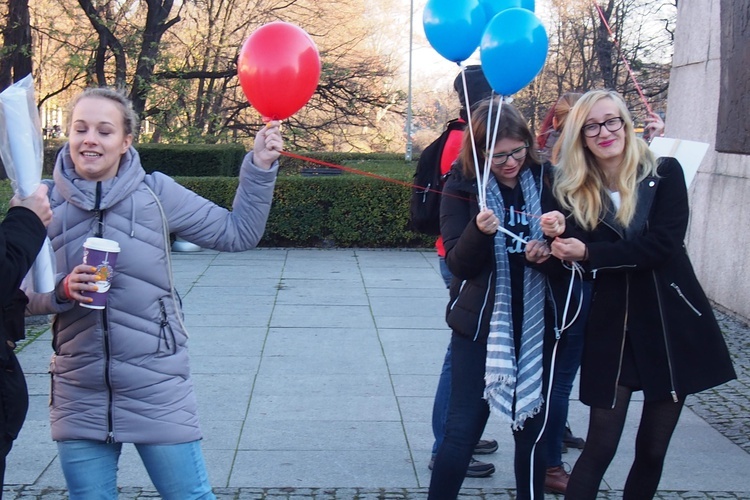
490, 143, 528, 166
581, 117, 625, 138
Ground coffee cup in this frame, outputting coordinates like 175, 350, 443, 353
80, 237, 120, 309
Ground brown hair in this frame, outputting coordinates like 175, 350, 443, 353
458, 96, 538, 180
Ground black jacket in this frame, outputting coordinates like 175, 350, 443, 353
1, 206, 47, 438
565, 157, 736, 408
439, 162, 558, 344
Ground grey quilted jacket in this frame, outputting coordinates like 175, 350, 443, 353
26, 144, 277, 444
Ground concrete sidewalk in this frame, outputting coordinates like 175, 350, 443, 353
6, 248, 750, 499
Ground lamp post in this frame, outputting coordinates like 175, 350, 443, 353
405, 0, 414, 162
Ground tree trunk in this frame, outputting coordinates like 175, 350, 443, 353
595, 0, 616, 89
130, 1, 180, 124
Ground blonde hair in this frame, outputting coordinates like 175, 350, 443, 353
458, 96, 539, 180
553, 89, 657, 231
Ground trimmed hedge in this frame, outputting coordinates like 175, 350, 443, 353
137, 144, 247, 177
175, 175, 432, 248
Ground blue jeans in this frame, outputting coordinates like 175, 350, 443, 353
438, 256, 453, 288
57, 439, 215, 500
545, 280, 592, 468
428, 334, 546, 500
431, 343, 452, 455
431, 257, 458, 456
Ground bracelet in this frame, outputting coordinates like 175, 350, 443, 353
63, 275, 73, 301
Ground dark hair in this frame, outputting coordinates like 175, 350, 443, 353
459, 97, 538, 180
453, 65, 494, 121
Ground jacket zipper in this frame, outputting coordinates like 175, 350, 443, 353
449, 280, 465, 311
591, 264, 636, 280
612, 274, 629, 408
474, 272, 493, 341
93, 182, 116, 442
103, 306, 115, 443
158, 299, 176, 355
655, 272, 679, 402
670, 283, 702, 316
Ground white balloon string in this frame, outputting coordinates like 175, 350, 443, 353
556, 262, 584, 338
484, 96, 504, 216
496, 224, 529, 247
482, 95, 494, 210
461, 64, 485, 210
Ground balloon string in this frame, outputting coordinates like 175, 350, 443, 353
483, 95, 504, 208
278, 150, 542, 220
460, 63, 487, 211
593, 2, 653, 115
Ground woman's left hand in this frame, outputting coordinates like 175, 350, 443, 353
253, 120, 283, 169
550, 236, 587, 262
525, 239, 551, 264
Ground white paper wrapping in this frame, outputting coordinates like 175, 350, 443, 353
0, 75, 55, 292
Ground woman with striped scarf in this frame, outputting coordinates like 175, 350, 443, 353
428, 98, 555, 500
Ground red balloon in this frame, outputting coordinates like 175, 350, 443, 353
238, 22, 321, 120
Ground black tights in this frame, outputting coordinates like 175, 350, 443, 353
565, 386, 684, 500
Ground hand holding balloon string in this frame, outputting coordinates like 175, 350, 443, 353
254, 120, 283, 170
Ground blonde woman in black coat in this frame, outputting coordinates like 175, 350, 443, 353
541, 89, 736, 499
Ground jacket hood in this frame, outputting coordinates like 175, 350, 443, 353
53, 143, 146, 211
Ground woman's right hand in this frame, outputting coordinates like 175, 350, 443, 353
643, 112, 665, 142
57, 264, 100, 303
476, 209, 500, 235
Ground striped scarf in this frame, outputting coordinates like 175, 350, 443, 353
483, 169, 546, 430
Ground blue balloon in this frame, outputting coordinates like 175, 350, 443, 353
423, 0, 487, 63
480, 0, 521, 19
480, 0, 534, 19
480, 8, 548, 95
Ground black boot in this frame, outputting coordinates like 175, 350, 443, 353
562, 423, 585, 450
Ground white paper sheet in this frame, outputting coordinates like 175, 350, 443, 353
649, 137, 710, 188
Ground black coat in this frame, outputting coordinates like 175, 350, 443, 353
569, 158, 736, 408
439, 163, 559, 344
1, 206, 47, 438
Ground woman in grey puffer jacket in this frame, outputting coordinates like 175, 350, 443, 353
25, 87, 282, 499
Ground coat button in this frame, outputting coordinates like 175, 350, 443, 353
649, 180, 655, 187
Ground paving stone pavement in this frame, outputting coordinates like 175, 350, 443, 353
4, 249, 749, 499
684, 309, 750, 455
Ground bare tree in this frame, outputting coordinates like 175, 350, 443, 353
513, 0, 675, 136
25, 0, 401, 150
